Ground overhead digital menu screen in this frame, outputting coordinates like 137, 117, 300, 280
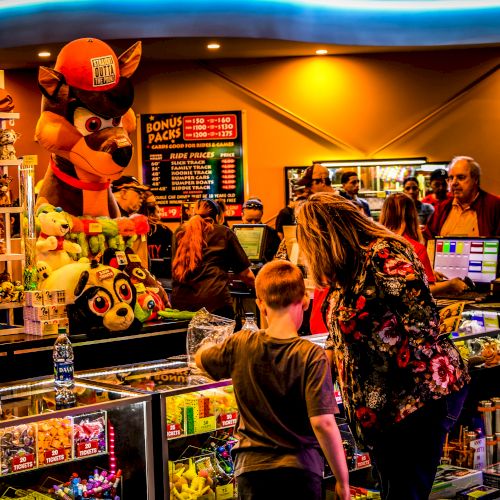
139, 111, 244, 220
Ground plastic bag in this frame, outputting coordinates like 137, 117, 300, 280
186, 308, 235, 369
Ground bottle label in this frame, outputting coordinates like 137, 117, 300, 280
54, 362, 74, 382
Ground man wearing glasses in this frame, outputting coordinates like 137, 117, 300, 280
111, 175, 148, 216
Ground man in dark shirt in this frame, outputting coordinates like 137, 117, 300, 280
196, 260, 350, 500
111, 175, 148, 216
339, 171, 371, 217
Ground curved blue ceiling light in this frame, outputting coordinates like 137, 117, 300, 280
0, 0, 499, 48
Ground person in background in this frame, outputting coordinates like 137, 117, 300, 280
297, 193, 469, 500
339, 171, 371, 217
111, 175, 148, 217
139, 190, 173, 264
195, 260, 350, 500
421, 168, 452, 211
380, 193, 469, 297
171, 198, 255, 318
241, 197, 280, 261
215, 199, 229, 227
296, 163, 338, 195
275, 182, 310, 240
402, 176, 434, 225
424, 156, 500, 239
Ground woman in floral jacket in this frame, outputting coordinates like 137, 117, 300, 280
297, 193, 469, 500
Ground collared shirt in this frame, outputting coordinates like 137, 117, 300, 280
440, 194, 480, 237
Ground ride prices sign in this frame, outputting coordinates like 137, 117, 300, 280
140, 111, 244, 220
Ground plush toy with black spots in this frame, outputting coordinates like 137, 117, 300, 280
40, 260, 140, 334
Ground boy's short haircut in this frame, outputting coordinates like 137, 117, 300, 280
255, 260, 305, 309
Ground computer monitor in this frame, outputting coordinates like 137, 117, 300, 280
432, 237, 500, 287
233, 224, 268, 263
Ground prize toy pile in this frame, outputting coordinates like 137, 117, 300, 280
51, 469, 121, 499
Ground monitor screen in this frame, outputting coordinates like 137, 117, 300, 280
233, 224, 267, 262
433, 237, 500, 284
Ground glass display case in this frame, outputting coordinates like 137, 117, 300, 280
79, 354, 374, 499
0, 378, 154, 499
284, 158, 449, 219
78, 358, 236, 500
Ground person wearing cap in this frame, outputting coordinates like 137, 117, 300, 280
297, 163, 337, 195
241, 198, 280, 261
112, 175, 148, 216
422, 168, 452, 211
402, 176, 434, 225
424, 156, 500, 239
339, 171, 371, 217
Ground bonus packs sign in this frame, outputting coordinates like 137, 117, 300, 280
140, 111, 244, 220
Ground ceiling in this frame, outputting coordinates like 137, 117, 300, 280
1, 1, 499, 70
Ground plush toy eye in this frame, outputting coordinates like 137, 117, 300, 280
115, 278, 133, 303
73, 107, 122, 136
132, 268, 147, 281
85, 116, 102, 133
89, 292, 112, 316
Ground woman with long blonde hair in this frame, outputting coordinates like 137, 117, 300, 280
296, 193, 469, 500
380, 192, 468, 297
171, 199, 255, 318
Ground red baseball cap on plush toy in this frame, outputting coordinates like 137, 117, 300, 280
54, 38, 134, 119
55, 38, 120, 92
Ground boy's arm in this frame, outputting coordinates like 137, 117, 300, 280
194, 341, 216, 374
310, 414, 350, 500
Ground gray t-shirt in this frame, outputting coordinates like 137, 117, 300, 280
201, 330, 337, 476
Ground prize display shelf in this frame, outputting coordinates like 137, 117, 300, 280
0, 377, 155, 499
0, 112, 24, 336
0, 319, 190, 383
78, 355, 373, 500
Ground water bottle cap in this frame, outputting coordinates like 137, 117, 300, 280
245, 312, 255, 318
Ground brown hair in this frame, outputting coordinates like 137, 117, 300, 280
172, 199, 218, 283
379, 192, 423, 243
296, 193, 406, 291
255, 260, 305, 309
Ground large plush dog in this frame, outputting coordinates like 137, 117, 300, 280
35, 38, 141, 218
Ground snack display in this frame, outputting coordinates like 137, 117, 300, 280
0, 424, 37, 475
169, 455, 216, 500
51, 468, 122, 499
37, 418, 72, 467
72, 412, 107, 459
166, 392, 217, 438
211, 387, 238, 429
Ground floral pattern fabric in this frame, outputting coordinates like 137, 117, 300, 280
324, 237, 469, 447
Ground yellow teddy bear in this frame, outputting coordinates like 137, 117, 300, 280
36, 207, 82, 279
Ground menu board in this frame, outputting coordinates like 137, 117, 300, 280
140, 111, 244, 220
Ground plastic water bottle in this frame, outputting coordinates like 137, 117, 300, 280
53, 330, 76, 408
241, 312, 259, 333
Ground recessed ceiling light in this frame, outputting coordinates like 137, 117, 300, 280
207, 43, 220, 50
38, 51, 51, 57
315, 49, 328, 55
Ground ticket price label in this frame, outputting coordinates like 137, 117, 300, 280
12, 453, 35, 472
219, 412, 238, 428
76, 440, 99, 458
193, 416, 216, 434
356, 454, 371, 469
334, 390, 343, 405
216, 483, 234, 499
44, 447, 66, 464
167, 423, 182, 438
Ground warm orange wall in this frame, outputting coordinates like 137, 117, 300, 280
6, 47, 500, 222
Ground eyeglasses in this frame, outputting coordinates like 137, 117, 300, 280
243, 202, 263, 210
127, 187, 146, 196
